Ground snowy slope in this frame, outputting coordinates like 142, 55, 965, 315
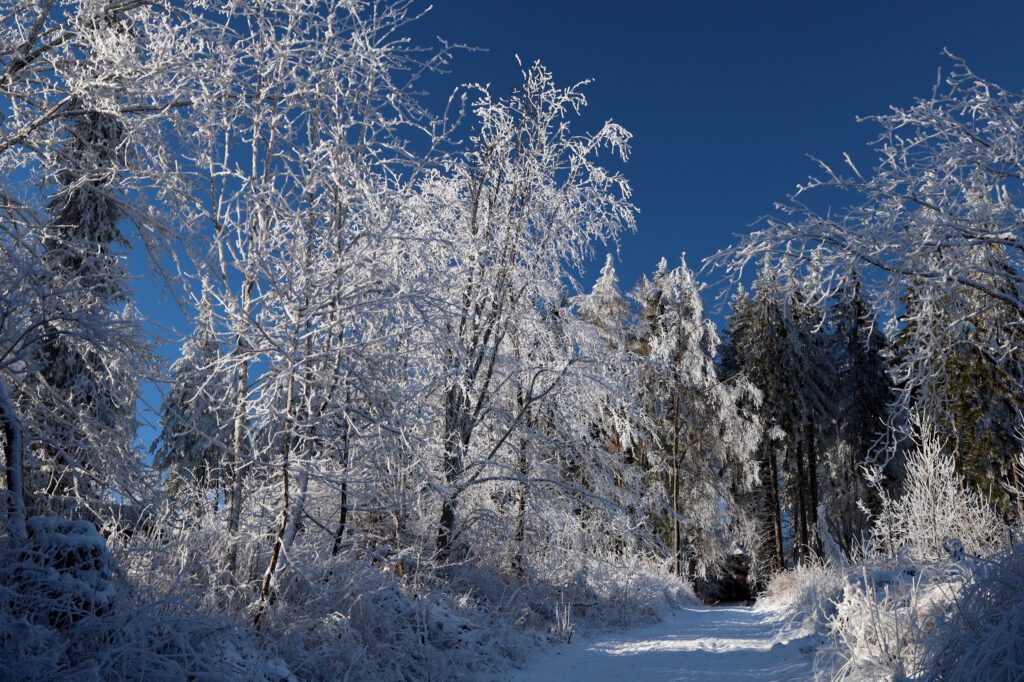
507, 605, 816, 681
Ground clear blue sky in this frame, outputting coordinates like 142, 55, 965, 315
408, 0, 1024, 298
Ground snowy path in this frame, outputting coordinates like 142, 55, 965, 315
509, 605, 816, 681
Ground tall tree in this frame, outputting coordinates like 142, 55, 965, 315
723, 261, 832, 568
634, 255, 761, 580
0, 0, 183, 523
822, 276, 891, 552
415, 60, 637, 560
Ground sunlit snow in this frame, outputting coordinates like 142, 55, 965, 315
510, 605, 815, 681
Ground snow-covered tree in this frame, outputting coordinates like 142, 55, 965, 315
20, 107, 140, 512
0, 0, 188, 523
711, 55, 1024, 479
157, 0, 458, 600
722, 260, 834, 568
411, 60, 637, 560
821, 277, 891, 552
578, 254, 630, 348
152, 296, 232, 505
894, 278, 1023, 520
633, 255, 761, 580
869, 415, 1007, 562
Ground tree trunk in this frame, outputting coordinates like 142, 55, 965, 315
805, 424, 820, 557
282, 340, 319, 566
767, 445, 784, 571
1012, 455, 1024, 528
513, 388, 533, 576
513, 445, 528, 573
0, 376, 27, 542
332, 390, 352, 557
793, 437, 808, 564
280, 466, 308, 567
225, 278, 254, 575
436, 383, 469, 559
671, 373, 683, 577
254, 370, 295, 628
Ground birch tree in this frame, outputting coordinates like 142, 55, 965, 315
411, 60, 637, 560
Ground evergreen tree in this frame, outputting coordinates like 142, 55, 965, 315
895, 275, 1024, 521
635, 255, 761, 580
578, 254, 630, 348
822, 276, 891, 553
723, 260, 833, 569
20, 108, 142, 514
153, 297, 232, 506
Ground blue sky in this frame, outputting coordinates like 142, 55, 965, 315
408, 0, 1024, 299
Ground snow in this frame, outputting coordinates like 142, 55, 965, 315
508, 605, 816, 681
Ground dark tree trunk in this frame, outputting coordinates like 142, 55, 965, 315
794, 437, 809, 563
332, 389, 353, 557
805, 424, 820, 557
436, 383, 470, 559
0, 377, 27, 542
254, 371, 295, 628
767, 445, 784, 571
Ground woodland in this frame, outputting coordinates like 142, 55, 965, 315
1, 2, 1022, 680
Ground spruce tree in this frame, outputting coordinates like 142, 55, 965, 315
21, 109, 141, 513
636, 255, 761, 581
153, 297, 232, 507
823, 276, 891, 553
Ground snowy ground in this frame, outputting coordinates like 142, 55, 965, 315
507, 605, 817, 681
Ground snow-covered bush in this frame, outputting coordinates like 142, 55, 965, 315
756, 561, 845, 629
0, 522, 296, 682
13, 517, 117, 628
922, 545, 1024, 681
818, 416, 1013, 680
868, 416, 1007, 563
257, 552, 521, 681
823, 561, 963, 680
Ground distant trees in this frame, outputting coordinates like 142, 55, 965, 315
825, 278, 891, 552
715, 55, 1024, 358
720, 263, 891, 570
152, 297, 231, 506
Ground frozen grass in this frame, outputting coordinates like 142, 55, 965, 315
923, 546, 1024, 681
815, 553, 1024, 680
756, 561, 846, 630
253, 545, 694, 680
2, 507, 694, 682
820, 559, 957, 680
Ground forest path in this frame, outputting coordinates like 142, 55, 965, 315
509, 604, 816, 681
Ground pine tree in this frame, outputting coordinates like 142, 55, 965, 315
823, 276, 891, 552
723, 260, 834, 569
578, 254, 630, 348
153, 297, 232, 507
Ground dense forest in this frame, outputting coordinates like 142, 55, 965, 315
1, 2, 1022, 680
